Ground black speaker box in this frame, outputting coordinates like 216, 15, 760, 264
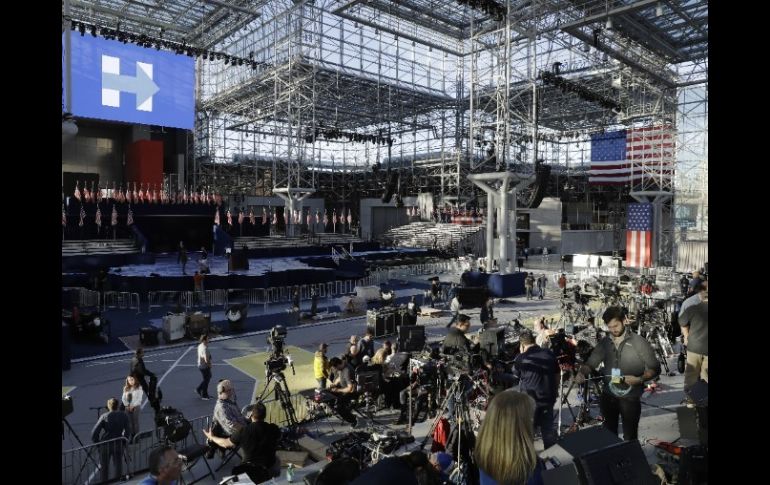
541, 426, 622, 466
542, 463, 580, 485
140, 326, 160, 346
455, 286, 488, 309
678, 445, 708, 485
576, 440, 657, 485
229, 250, 249, 271
479, 327, 505, 356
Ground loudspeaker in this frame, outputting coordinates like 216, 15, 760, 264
576, 440, 657, 485
519, 164, 551, 209
381, 171, 399, 203
676, 406, 699, 440
542, 463, 580, 485
140, 326, 160, 345
455, 286, 489, 308
678, 445, 708, 485
541, 427, 622, 466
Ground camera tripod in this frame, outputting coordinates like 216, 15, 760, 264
63, 417, 102, 484
558, 370, 604, 435
256, 370, 299, 430
421, 375, 480, 484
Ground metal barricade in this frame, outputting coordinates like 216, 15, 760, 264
62, 437, 130, 485
147, 291, 185, 312
300, 285, 310, 301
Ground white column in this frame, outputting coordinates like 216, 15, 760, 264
487, 190, 495, 271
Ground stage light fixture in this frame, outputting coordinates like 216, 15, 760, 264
656, 2, 664, 17
606, 17, 613, 30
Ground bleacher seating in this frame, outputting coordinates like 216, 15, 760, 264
233, 233, 361, 250
379, 222, 484, 251
61, 239, 139, 257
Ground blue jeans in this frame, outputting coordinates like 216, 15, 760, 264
197, 367, 212, 397
534, 405, 557, 449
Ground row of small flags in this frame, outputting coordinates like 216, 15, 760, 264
74, 181, 223, 205
214, 208, 355, 227
64, 204, 134, 228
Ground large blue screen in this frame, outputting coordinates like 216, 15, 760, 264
65, 34, 195, 129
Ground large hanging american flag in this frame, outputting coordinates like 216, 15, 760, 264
127, 207, 134, 226
79, 204, 86, 227
589, 125, 675, 185
626, 203, 653, 268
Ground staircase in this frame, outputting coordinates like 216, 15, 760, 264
62, 239, 138, 257
380, 222, 485, 253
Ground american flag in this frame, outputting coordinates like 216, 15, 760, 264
323, 211, 328, 226
111, 205, 118, 226
62, 205, 67, 227
283, 209, 288, 225
332, 210, 337, 231
127, 207, 134, 226
407, 207, 412, 217
226, 209, 232, 226
307, 212, 312, 226
79, 204, 85, 227
238, 210, 244, 226
272, 208, 278, 225
74, 182, 81, 201
626, 203, 653, 268
214, 208, 220, 225
347, 209, 352, 225
315, 210, 320, 225
95, 206, 102, 227
589, 126, 675, 185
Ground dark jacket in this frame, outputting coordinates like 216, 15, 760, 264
442, 327, 471, 355
130, 356, 155, 379
513, 346, 559, 407
585, 330, 661, 399
91, 410, 131, 443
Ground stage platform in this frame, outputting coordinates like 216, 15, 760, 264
62, 248, 432, 292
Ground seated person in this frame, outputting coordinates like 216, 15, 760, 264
204, 403, 281, 480
328, 357, 358, 427
207, 380, 247, 458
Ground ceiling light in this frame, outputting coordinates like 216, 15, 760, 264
606, 17, 613, 30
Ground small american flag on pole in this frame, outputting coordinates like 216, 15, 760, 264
95, 206, 102, 228
238, 210, 244, 226
625, 203, 653, 268
127, 207, 134, 226
226, 209, 232, 226
315, 210, 320, 225
111, 205, 118, 226
214, 208, 220, 226
323, 211, 328, 227
347, 209, 352, 225
79, 204, 86, 227
62, 205, 67, 227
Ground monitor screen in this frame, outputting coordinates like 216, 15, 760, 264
65, 34, 195, 129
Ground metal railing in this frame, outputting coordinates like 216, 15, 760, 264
102, 291, 142, 313
62, 415, 216, 485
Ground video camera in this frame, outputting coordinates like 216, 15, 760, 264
154, 406, 192, 443
265, 325, 295, 376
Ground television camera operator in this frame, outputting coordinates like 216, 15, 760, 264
328, 357, 359, 428
203, 402, 281, 480
513, 331, 559, 449
442, 314, 473, 355
575, 306, 661, 441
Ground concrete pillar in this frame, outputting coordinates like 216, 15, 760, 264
487, 190, 495, 271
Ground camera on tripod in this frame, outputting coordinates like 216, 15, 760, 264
265, 325, 295, 376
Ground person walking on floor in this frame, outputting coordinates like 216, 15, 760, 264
178, 241, 188, 275
536, 274, 547, 300
196, 335, 212, 400
525, 273, 535, 301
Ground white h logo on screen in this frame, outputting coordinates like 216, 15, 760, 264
101, 55, 158, 112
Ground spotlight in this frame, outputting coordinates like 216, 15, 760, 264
606, 17, 613, 30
